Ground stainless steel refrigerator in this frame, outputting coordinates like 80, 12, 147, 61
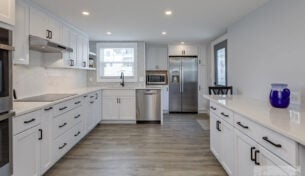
169, 56, 198, 113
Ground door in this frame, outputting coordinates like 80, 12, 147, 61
102, 97, 119, 120
235, 130, 258, 176
119, 97, 136, 120
13, 125, 41, 176
169, 57, 182, 112
181, 57, 198, 112
214, 40, 227, 86
221, 120, 235, 175
0, 0, 15, 25
210, 113, 221, 160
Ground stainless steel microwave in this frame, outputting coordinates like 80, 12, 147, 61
146, 72, 168, 85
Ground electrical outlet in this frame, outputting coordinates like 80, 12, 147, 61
290, 91, 301, 106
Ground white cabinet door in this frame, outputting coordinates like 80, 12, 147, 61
235, 130, 257, 176
76, 35, 84, 67
220, 120, 235, 176
168, 45, 198, 56
183, 45, 198, 56
40, 107, 54, 174
0, 0, 15, 25
161, 86, 169, 112
102, 97, 119, 120
13, 0, 29, 65
62, 26, 71, 66
146, 45, 168, 70
82, 37, 89, 68
210, 113, 221, 160
29, 7, 49, 39
168, 45, 183, 56
13, 125, 41, 176
119, 97, 136, 120
69, 31, 78, 65
48, 17, 62, 44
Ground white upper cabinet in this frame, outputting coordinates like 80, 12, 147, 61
168, 45, 198, 56
146, 45, 168, 70
76, 35, 84, 67
0, 0, 15, 25
13, 0, 29, 65
29, 7, 62, 44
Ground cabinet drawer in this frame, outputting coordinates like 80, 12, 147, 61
70, 107, 82, 127
53, 99, 74, 117
13, 110, 41, 135
234, 113, 258, 140
103, 90, 135, 97
52, 111, 72, 139
52, 130, 71, 162
209, 102, 219, 115
72, 96, 83, 108
70, 122, 83, 146
217, 105, 234, 125
256, 124, 298, 167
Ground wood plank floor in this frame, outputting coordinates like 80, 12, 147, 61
45, 114, 227, 176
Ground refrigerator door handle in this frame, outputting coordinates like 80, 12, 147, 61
181, 63, 184, 93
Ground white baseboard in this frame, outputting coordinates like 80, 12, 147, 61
100, 120, 136, 124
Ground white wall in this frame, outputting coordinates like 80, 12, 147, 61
13, 51, 87, 98
227, 0, 305, 104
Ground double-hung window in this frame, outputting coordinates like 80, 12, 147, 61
96, 42, 137, 82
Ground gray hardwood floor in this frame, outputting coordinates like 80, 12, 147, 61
45, 114, 227, 176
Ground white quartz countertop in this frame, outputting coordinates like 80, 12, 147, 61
204, 95, 305, 146
13, 86, 164, 117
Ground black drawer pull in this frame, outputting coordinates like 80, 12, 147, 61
59, 106, 67, 111
254, 150, 260, 165
237, 122, 249, 129
74, 131, 81, 137
216, 120, 221, 132
90, 101, 94, 104
74, 114, 81, 119
83, 95, 88, 98
90, 96, 95, 98
59, 122, 67, 128
74, 101, 81, 105
44, 107, 53, 111
221, 112, 229, 117
38, 129, 43, 140
262, 137, 282, 148
250, 147, 255, 161
210, 106, 216, 110
24, 118, 35, 124
59, 143, 67, 150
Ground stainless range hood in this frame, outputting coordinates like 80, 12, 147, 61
29, 35, 73, 53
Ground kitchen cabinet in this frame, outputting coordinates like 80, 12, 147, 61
13, 125, 41, 176
0, 0, 15, 25
62, 26, 77, 67
146, 45, 168, 70
210, 112, 221, 160
13, 0, 29, 65
168, 45, 198, 56
161, 86, 169, 113
29, 7, 62, 44
102, 90, 136, 122
86, 91, 102, 131
76, 35, 89, 68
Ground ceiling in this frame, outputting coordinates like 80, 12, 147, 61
31, 0, 269, 44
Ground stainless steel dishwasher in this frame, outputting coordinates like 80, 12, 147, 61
136, 89, 161, 123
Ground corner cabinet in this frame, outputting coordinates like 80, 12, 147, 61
168, 45, 198, 56
0, 0, 15, 25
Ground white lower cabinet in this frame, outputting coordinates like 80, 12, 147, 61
161, 86, 169, 113
210, 113, 221, 159
13, 125, 41, 176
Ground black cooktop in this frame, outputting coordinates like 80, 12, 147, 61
15, 94, 77, 102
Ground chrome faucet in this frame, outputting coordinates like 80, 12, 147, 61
120, 72, 125, 87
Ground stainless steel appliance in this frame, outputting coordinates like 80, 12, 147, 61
0, 27, 13, 114
29, 35, 73, 53
146, 71, 167, 85
136, 89, 161, 123
14, 94, 77, 102
169, 56, 198, 113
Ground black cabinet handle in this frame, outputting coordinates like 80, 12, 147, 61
49, 31, 53, 39
59, 143, 67, 150
254, 150, 260, 165
74, 114, 81, 119
262, 137, 282, 148
59, 122, 67, 128
216, 120, 221, 132
74, 131, 81, 137
44, 107, 53, 111
90, 95, 95, 98
90, 101, 94, 104
46, 30, 50, 39
59, 106, 67, 111
74, 101, 81, 105
237, 122, 249, 129
38, 129, 43, 140
210, 106, 216, 110
221, 112, 229, 117
83, 95, 88, 98
250, 147, 255, 161
24, 118, 35, 124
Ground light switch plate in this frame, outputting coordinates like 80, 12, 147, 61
290, 91, 301, 106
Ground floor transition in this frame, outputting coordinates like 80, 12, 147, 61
45, 114, 227, 176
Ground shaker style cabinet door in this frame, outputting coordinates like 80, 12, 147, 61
220, 120, 235, 176
13, 125, 41, 176
119, 97, 136, 120
210, 113, 221, 160
29, 7, 49, 39
102, 97, 120, 120
0, 0, 15, 25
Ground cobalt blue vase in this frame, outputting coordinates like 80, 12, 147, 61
269, 83, 290, 108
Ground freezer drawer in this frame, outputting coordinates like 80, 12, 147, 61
136, 89, 161, 122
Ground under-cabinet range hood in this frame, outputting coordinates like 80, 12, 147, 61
29, 35, 73, 53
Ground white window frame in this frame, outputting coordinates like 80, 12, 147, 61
96, 42, 138, 82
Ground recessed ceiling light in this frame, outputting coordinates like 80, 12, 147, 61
180, 42, 185, 45
82, 11, 90, 16
165, 10, 173, 16
161, 32, 167, 35
106, 32, 112, 35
